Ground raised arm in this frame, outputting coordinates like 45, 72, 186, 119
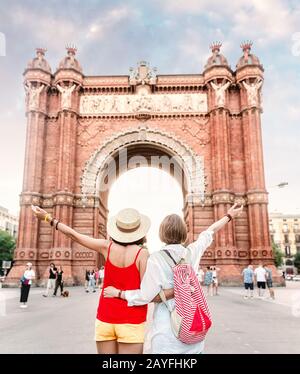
31, 205, 109, 254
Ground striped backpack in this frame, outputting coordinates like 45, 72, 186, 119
159, 248, 212, 344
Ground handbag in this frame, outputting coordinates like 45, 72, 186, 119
21, 276, 30, 285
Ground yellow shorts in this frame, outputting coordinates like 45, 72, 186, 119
95, 319, 145, 343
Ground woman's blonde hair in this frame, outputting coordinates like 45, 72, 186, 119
159, 214, 187, 245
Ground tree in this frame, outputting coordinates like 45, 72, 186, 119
0, 229, 16, 263
272, 241, 283, 268
294, 252, 300, 272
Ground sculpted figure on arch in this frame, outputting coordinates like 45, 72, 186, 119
242, 78, 263, 107
210, 79, 230, 107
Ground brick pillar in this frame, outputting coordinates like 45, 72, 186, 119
7, 81, 50, 284
51, 85, 79, 284
241, 107, 271, 263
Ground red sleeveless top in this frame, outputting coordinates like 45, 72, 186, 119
96, 242, 148, 324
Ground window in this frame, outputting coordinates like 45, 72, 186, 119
284, 234, 289, 243
283, 223, 289, 233
294, 223, 299, 232
285, 245, 291, 257
297, 246, 300, 254
295, 234, 300, 244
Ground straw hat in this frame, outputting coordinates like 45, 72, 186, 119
107, 208, 151, 244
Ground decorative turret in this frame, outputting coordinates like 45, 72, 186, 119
24, 48, 52, 113
236, 41, 262, 69
26, 48, 51, 73
58, 45, 82, 72
204, 42, 229, 70
203, 42, 233, 86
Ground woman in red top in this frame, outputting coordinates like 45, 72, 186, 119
32, 205, 172, 354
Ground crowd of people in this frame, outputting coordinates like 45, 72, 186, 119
242, 263, 275, 300
85, 267, 105, 293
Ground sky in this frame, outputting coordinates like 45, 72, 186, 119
0, 0, 299, 231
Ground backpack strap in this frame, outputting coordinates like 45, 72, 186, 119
160, 249, 178, 268
159, 289, 173, 312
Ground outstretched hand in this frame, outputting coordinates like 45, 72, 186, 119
31, 205, 49, 221
103, 286, 120, 298
227, 203, 244, 218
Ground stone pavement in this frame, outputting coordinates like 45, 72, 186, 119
0, 283, 299, 354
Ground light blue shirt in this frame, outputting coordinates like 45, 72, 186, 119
242, 268, 254, 283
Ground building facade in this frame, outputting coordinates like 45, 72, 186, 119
0, 206, 18, 239
269, 212, 300, 271
7, 42, 276, 285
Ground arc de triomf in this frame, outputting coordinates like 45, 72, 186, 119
8, 42, 274, 285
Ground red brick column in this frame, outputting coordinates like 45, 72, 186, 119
8, 84, 50, 283
241, 107, 271, 263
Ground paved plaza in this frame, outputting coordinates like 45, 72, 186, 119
0, 282, 300, 354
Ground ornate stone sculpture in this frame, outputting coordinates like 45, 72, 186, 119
27, 48, 51, 73
211, 80, 230, 107
58, 45, 82, 72
24, 82, 44, 110
242, 79, 263, 107
129, 61, 157, 85
79, 92, 207, 115
57, 83, 76, 109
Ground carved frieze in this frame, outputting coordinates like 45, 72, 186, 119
79, 92, 207, 116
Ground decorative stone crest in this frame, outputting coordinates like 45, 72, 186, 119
129, 61, 157, 86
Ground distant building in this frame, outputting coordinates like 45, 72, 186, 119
0, 206, 18, 238
269, 212, 300, 272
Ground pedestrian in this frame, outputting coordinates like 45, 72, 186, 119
87, 270, 96, 293
94, 268, 99, 287
211, 266, 220, 295
85, 269, 89, 291
242, 264, 254, 299
99, 266, 105, 289
20, 262, 35, 308
31, 205, 171, 354
263, 264, 275, 300
53, 265, 64, 297
204, 266, 214, 296
254, 263, 267, 298
104, 203, 244, 354
43, 263, 57, 297
197, 265, 205, 286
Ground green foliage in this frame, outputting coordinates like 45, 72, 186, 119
0, 229, 16, 263
294, 252, 300, 272
272, 241, 283, 268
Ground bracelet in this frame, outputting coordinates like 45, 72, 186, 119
225, 213, 233, 222
55, 220, 60, 230
44, 213, 52, 223
117, 290, 122, 298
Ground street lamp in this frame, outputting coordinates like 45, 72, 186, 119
277, 182, 288, 188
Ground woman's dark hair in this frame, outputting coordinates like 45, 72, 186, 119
111, 236, 147, 246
